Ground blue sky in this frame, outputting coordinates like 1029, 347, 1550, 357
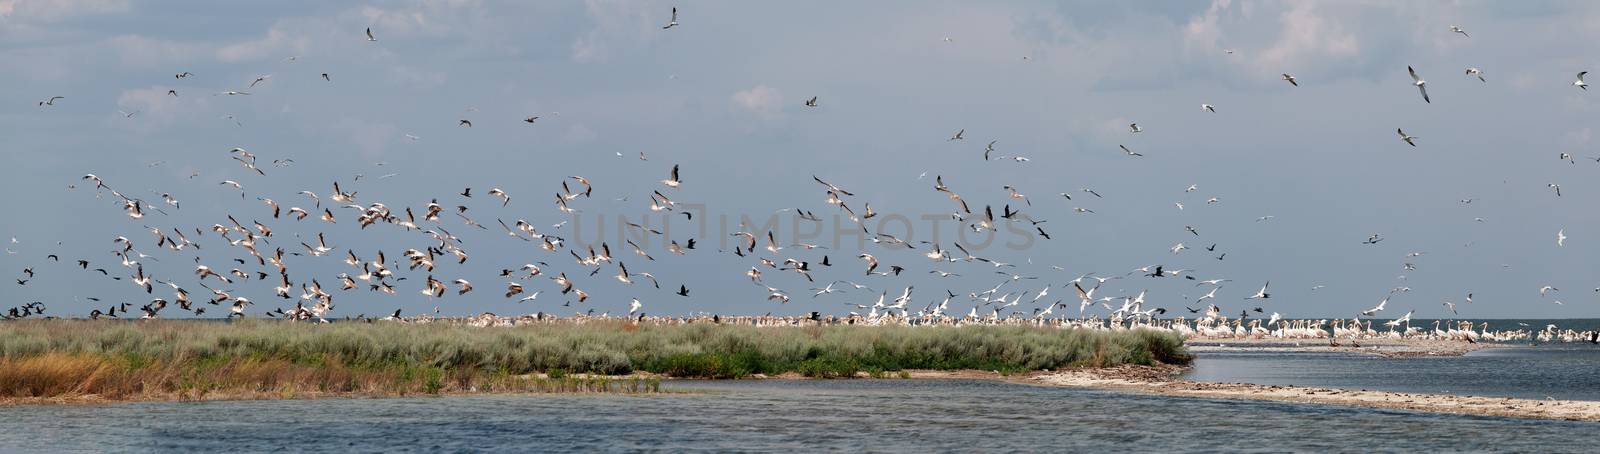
4, 0, 1600, 319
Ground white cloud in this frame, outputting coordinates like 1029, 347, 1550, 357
216, 23, 311, 62
332, 117, 398, 159
1254, 3, 1360, 72
0, 0, 127, 21
731, 85, 783, 116
107, 35, 205, 69
112, 86, 193, 133
570, 0, 658, 62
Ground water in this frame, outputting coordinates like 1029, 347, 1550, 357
1184, 344, 1600, 401
1, 379, 1593, 452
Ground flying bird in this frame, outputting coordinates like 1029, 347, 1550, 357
662, 7, 678, 29
366, 27, 377, 41
1576, 72, 1588, 90
1449, 25, 1469, 38
1282, 73, 1298, 86
1407, 66, 1430, 103
1465, 67, 1485, 82
1397, 128, 1418, 147
1245, 282, 1270, 300
804, 96, 817, 107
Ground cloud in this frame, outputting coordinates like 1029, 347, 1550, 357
570, 0, 658, 62
107, 35, 205, 69
0, 0, 128, 21
113, 86, 191, 131
332, 117, 398, 159
216, 23, 312, 62
730, 85, 784, 117
1255, 3, 1360, 72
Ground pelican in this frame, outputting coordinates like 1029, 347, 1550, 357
629, 298, 642, 315
1397, 128, 1417, 147
1407, 66, 1430, 103
660, 164, 681, 188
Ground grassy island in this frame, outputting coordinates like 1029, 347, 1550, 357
0, 320, 1190, 402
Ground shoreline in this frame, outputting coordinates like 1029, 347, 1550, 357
1024, 365, 1600, 423
10, 364, 1600, 424
1182, 337, 1503, 357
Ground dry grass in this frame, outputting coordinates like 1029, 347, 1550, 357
0, 320, 1187, 401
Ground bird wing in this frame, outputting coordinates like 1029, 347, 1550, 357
1418, 85, 1429, 103
1408, 66, 1420, 82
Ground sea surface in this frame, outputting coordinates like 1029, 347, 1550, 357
1184, 343, 1600, 401
2, 377, 1595, 452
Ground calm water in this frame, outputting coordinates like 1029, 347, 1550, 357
1185, 344, 1600, 401
0, 379, 1594, 452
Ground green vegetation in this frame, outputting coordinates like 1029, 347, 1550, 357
0, 320, 1189, 401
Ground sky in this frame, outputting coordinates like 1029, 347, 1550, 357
4, 0, 1600, 320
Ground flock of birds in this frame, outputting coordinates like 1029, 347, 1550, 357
7, 12, 1600, 344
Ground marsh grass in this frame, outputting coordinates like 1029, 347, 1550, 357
0, 320, 1187, 401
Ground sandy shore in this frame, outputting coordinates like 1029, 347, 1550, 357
1027, 365, 1600, 422
1184, 337, 1500, 357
